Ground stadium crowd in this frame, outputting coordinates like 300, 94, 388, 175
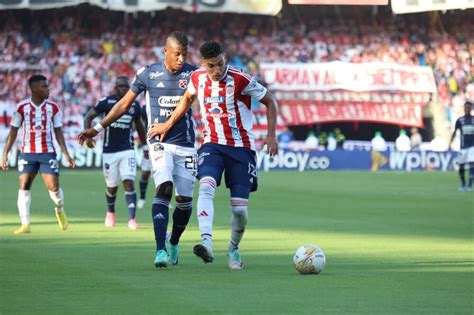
0, 7, 472, 141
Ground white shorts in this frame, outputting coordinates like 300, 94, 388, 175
149, 142, 197, 198
458, 147, 474, 165
141, 155, 151, 172
102, 149, 136, 187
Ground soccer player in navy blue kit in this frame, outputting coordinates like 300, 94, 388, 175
79, 32, 197, 268
83, 77, 147, 229
449, 101, 474, 192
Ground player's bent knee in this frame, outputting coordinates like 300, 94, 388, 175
175, 195, 192, 203
232, 206, 248, 218
156, 181, 173, 199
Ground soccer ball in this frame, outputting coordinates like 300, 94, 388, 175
293, 244, 326, 275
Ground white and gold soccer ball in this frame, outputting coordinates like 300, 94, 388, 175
293, 244, 326, 275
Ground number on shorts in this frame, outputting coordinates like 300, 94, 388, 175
129, 158, 136, 170
185, 156, 197, 170
49, 159, 59, 173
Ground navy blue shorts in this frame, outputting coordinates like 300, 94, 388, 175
197, 143, 258, 193
18, 153, 59, 176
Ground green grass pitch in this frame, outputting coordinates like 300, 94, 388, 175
0, 170, 472, 314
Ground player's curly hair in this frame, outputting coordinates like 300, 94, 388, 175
200, 41, 223, 59
169, 31, 188, 47
28, 74, 47, 87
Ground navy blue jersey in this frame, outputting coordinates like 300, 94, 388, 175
454, 115, 474, 149
131, 61, 197, 147
93, 95, 141, 153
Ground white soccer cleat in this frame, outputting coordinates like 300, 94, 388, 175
137, 199, 146, 209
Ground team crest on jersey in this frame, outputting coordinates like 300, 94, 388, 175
129, 107, 135, 115
179, 79, 188, 89
226, 85, 234, 95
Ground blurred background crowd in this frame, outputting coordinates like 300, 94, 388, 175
0, 4, 472, 150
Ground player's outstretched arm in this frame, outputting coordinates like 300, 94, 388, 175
1, 127, 19, 171
82, 108, 100, 148
54, 127, 76, 168
78, 89, 137, 144
148, 90, 196, 141
259, 91, 279, 157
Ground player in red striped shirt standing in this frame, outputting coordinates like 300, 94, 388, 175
1, 75, 75, 234
149, 41, 278, 269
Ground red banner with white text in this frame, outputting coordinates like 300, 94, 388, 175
260, 62, 436, 127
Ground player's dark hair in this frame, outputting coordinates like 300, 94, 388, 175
115, 76, 130, 85
200, 41, 223, 59
465, 101, 473, 107
169, 31, 188, 47
28, 74, 47, 87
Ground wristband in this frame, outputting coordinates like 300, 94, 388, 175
143, 145, 149, 151
93, 123, 105, 133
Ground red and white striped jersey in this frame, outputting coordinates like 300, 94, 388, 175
188, 65, 267, 151
10, 99, 63, 153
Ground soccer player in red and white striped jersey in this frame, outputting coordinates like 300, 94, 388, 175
149, 41, 278, 269
1, 75, 75, 234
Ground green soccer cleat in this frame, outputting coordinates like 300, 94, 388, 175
193, 240, 214, 264
227, 248, 243, 270
166, 237, 180, 266
154, 249, 169, 268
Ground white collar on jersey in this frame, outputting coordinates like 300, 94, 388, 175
29, 98, 47, 108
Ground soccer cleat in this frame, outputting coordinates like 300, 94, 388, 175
55, 210, 69, 231
166, 236, 180, 265
104, 212, 115, 227
459, 185, 466, 192
227, 248, 244, 270
14, 224, 31, 235
467, 187, 473, 192
128, 218, 139, 230
193, 240, 214, 264
137, 199, 146, 209
154, 249, 170, 268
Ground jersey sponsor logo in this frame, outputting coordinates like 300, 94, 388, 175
158, 96, 180, 108
461, 125, 474, 135
207, 105, 232, 118
107, 99, 117, 104
117, 115, 133, 124
179, 79, 188, 89
180, 71, 192, 79
205, 96, 224, 104
109, 122, 130, 129
156, 82, 165, 88
160, 108, 174, 117
149, 71, 164, 79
